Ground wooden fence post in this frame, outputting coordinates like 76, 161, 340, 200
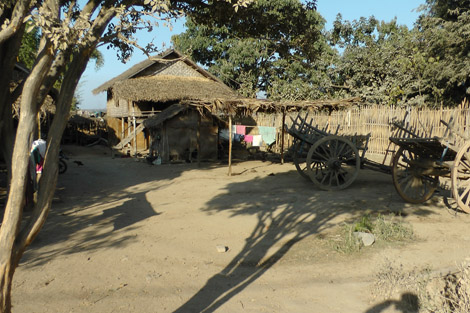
228, 115, 232, 176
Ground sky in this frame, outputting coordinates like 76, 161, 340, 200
78, 0, 426, 111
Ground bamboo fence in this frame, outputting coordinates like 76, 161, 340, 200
253, 100, 470, 157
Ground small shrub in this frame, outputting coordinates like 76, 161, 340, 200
354, 214, 374, 233
332, 223, 363, 254
330, 214, 413, 254
373, 214, 414, 242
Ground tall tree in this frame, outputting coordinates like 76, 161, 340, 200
173, 0, 334, 100
0, 1, 253, 312
329, 0, 470, 107
415, 0, 470, 105
328, 16, 431, 105
423, 0, 470, 21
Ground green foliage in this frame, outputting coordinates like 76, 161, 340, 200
423, 0, 470, 20
18, 23, 40, 69
328, 17, 430, 106
91, 49, 104, 71
333, 223, 363, 254
416, 6, 470, 106
172, 0, 470, 106
353, 215, 374, 233
329, 1, 470, 107
373, 214, 414, 242
173, 0, 334, 100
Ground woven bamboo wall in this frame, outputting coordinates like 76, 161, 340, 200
252, 100, 470, 155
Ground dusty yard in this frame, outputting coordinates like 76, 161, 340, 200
9, 145, 470, 312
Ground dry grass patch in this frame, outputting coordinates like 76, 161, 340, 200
331, 214, 414, 254
371, 258, 470, 313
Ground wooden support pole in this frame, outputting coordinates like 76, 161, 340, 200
280, 110, 286, 165
133, 116, 137, 157
197, 113, 201, 167
228, 115, 232, 176
121, 118, 125, 141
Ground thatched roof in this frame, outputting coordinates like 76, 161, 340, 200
112, 75, 239, 103
92, 49, 225, 95
182, 97, 366, 116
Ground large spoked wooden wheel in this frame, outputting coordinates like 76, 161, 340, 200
451, 141, 470, 213
293, 141, 310, 181
306, 136, 360, 191
392, 146, 438, 204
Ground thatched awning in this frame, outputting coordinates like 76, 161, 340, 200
182, 97, 366, 116
112, 75, 239, 103
143, 103, 188, 128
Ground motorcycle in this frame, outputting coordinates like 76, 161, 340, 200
59, 150, 68, 174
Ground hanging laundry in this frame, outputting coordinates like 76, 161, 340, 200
252, 135, 262, 147
219, 129, 230, 141
236, 125, 246, 135
258, 126, 277, 145
244, 135, 253, 143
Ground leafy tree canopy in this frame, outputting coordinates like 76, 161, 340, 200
173, 0, 335, 100
328, 0, 470, 107
421, 0, 470, 20
415, 0, 470, 105
327, 16, 433, 106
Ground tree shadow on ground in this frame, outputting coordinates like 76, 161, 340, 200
173, 168, 437, 312
19, 153, 188, 268
17, 145, 251, 269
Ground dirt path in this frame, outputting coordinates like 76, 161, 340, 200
11, 145, 470, 313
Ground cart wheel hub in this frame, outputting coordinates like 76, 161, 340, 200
328, 158, 342, 170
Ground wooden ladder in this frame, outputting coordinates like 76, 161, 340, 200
113, 122, 145, 150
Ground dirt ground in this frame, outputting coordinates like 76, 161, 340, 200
9, 145, 470, 313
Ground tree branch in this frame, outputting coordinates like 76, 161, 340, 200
0, 0, 33, 44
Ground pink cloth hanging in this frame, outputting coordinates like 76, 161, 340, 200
244, 135, 253, 143
236, 125, 246, 135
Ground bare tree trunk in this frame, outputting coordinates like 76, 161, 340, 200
0, 33, 54, 311
0, 12, 115, 313
0, 25, 25, 183
0, 1, 125, 311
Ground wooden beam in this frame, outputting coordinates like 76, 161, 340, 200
197, 114, 201, 167
133, 116, 137, 157
121, 118, 124, 141
228, 115, 232, 176
281, 110, 286, 164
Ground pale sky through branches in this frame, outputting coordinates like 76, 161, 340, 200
78, 0, 425, 110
